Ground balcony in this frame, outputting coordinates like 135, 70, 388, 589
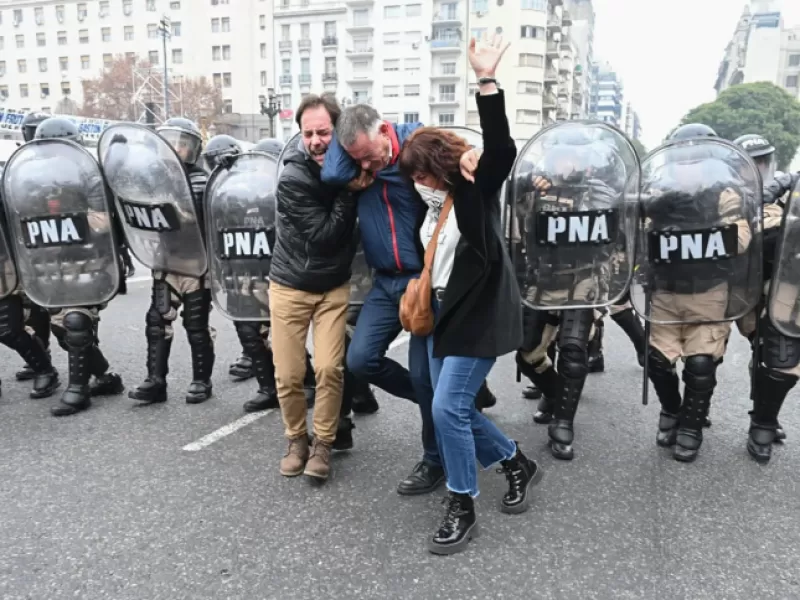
347, 47, 374, 57
346, 0, 374, 4
544, 68, 558, 83
560, 40, 573, 54
429, 94, 459, 106
546, 40, 559, 57
430, 70, 459, 80
322, 36, 338, 47
572, 88, 582, 101
346, 19, 374, 32
298, 39, 312, 51
562, 9, 572, 25
559, 56, 572, 73
433, 12, 460, 26
346, 73, 374, 82
542, 93, 557, 109
280, 74, 292, 85
557, 85, 569, 98
299, 73, 312, 85
323, 73, 338, 82
556, 108, 569, 121
430, 37, 461, 52
279, 40, 292, 51
550, 0, 563, 6
274, 0, 346, 18
547, 14, 561, 30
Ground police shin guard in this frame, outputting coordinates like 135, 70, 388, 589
51, 312, 94, 417
237, 322, 279, 413
647, 347, 682, 447
587, 320, 604, 373
130, 306, 172, 404
674, 354, 717, 463
747, 368, 797, 464
183, 290, 214, 404
611, 308, 646, 367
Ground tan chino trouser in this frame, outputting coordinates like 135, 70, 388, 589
270, 281, 350, 444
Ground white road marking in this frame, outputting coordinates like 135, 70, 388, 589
182, 410, 275, 452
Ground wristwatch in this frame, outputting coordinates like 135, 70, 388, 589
477, 77, 498, 86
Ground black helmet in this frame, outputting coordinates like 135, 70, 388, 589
34, 117, 83, 144
157, 117, 203, 165
21, 112, 51, 143
732, 134, 775, 158
253, 138, 285, 157
668, 123, 717, 141
203, 134, 241, 170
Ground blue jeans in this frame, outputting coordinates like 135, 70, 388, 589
427, 336, 516, 497
347, 272, 440, 466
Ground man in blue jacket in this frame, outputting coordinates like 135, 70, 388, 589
321, 105, 496, 496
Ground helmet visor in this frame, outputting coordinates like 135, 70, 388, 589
754, 153, 776, 183
160, 129, 202, 165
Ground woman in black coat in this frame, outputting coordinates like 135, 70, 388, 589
398, 35, 543, 555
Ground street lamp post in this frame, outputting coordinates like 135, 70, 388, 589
259, 88, 281, 138
158, 16, 171, 119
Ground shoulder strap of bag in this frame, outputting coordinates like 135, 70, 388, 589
423, 195, 454, 272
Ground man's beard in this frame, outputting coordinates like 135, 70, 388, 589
309, 143, 328, 160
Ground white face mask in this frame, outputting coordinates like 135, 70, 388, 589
414, 182, 448, 209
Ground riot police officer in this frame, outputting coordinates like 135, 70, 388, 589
128, 117, 216, 405
253, 138, 284, 158
31, 117, 124, 415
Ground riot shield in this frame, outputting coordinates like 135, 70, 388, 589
97, 123, 207, 277
768, 179, 800, 337
0, 139, 120, 308
0, 219, 18, 300
206, 152, 277, 321
440, 126, 483, 149
629, 138, 763, 325
511, 121, 640, 310
275, 132, 372, 305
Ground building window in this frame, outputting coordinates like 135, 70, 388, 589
260, 71, 267, 86
81, 55, 90, 69
36, 33, 46, 47
35, 6, 45, 24
172, 49, 183, 63
471, 27, 487, 40
59, 57, 69, 70
439, 84, 456, 101
404, 85, 420, 97
170, 1, 181, 8
20, 84, 29, 98
403, 112, 419, 123
172, 22, 181, 36
260, 43, 267, 59
466, 110, 479, 124
61, 81, 72, 95
384, 5, 401, 18
103, 54, 112, 67
471, 0, 489, 12
405, 58, 421, 72
212, 46, 221, 60
211, 18, 220, 32
147, 0, 156, 11
281, 94, 291, 108
18, 59, 27, 74
518, 53, 543, 67
325, 57, 336, 74
384, 59, 400, 71
16, 35, 25, 49
384, 113, 399, 123
353, 36, 371, 51
123, 0, 132, 15
79, 29, 89, 44
407, 3, 422, 17
148, 23, 159, 38
405, 31, 422, 45
77, 3, 87, 19
353, 9, 370, 26
281, 24, 290, 40
99, 1, 109, 17
517, 80, 542, 94
353, 90, 370, 103
384, 32, 400, 45
789, 54, 800, 67
0, 62, 4, 77
148, 50, 159, 64
440, 61, 456, 75
102, 27, 111, 42
41, 84, 51, 97
520, 25, 544, 38
516, 109, 541, 124
223, 72, 232, 87
124, 26, 134, 41
222, 17, 230, 32
438, 113, 455, 125
521, 0, 547, 9
324, 21, 336, 37
213, 73, 222, 88
300, 57, 310, 75
281, 59, 291, 74
223, 100, 233, 114
222, 45, 231, 60
125, 52, 136, 63
384, 86, 400, 97
259, 14, 266, 28
39, 58, 48, 73
787, 75, 799, 88
301, 23, 310, 39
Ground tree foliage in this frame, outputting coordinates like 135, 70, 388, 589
79, 55, 223, 123
680, 82, 800, 170
631, 138, 647, 159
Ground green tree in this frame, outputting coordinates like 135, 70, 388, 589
631, 138, 647, 159
680, 82, 800, 170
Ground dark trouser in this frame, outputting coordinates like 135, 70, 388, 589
347, 272, 439, 466
0, 293, 53, 376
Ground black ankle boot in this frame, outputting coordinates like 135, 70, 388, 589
475, 383, 497, 412
674, 356, 716, 463
332, 416, 355, 451
129, 336, 171, 404
498, 443, 543, 514
229, 353, 253, 380
239, 332, 278, 412
16, 363, 36, 381
352, 386, 379, 414
244, 388, 279, 412
522, 384, 542, 400
428, 492, 478, 555
51, 347, 91, 417
548, 372, 585, 461
656, 412, 679, 447
186, 335, 214, 404
17, 337, 59, 400
748, 369, 795, 463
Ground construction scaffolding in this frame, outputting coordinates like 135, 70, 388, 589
131, 65, 184, 125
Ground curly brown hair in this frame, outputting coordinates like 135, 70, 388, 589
398, 127, 471, 187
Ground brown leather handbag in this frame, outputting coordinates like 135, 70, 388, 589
399, 195, 454, 336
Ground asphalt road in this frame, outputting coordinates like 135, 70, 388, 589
1, 278, 799, 600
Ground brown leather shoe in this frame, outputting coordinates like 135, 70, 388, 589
304, 438, 333, 481
280, 436, 310, 477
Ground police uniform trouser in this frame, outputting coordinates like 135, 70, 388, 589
50, 306, 111, 396
0, 291, 54, 377
148, 271, 215, 385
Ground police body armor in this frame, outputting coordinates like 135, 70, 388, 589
511, 121, 639, 310
206, 151, 277, 321
1, 138, 119, 308
276, 132, 372, 305
97, 123, 207, 278
630, 137, 763, 324
768, 178, 800, 337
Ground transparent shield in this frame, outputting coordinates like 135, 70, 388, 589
206, 152, 277, 321
439, 126, 483, 149
769, 179, 800, 337
0, 223, 18, 300
510, 121, 640, 310
629, 138, 763, 325
98, 123, 207, 277
1, 139, 120, 308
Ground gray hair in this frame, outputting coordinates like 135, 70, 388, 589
336, 104, 382, 147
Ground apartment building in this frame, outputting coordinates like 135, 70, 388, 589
588, 61, 623, 127
622, 101, 642, 142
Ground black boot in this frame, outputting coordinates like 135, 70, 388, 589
332, 416, 355, 450
522, 384, 542, 400
304, 350, 316, 409
587, 321, 605, 373
611, 308, 647, 367
88, 347, 124, 397
16, 363, 36, 381
184, 290, 214, 404
647, 348, 682, 447
51, 313, 95, 417
397, 461, 445, 496
548, 373, 584, 460
747, 369, 796, 464
129, 327, 171, 405
17, 336, 59, 400
514, 351, 557, 424
351, 386, 379, 414
238, 323, 279, 413
229, 353, 253, 380
498, 443, 543, 514
475, 382, 497, 412
674, 355, 717, 463
428, 492, 478, 555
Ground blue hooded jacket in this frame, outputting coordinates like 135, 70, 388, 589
321, 122, 425, 274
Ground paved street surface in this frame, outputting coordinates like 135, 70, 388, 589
1, 278, 799, 600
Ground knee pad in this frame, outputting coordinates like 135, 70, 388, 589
683, 354, 717, 393
558, 346, 588, 381
63, 311, 94, 350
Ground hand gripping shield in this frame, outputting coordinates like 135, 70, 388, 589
277, 132, 372, 305
768, 178, 800, 337
1, 139, 120, 308
98, 123, 207, 277
206, 152, 277, 321
629, 137, 763, 325
510, 121, 640, 310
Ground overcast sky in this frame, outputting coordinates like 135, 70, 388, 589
591, 0, 800, 148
